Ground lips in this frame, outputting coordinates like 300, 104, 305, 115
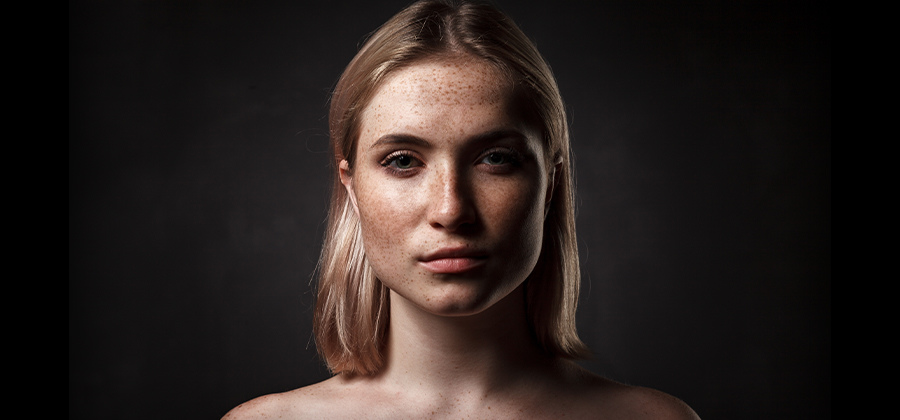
419, 247, 487, 274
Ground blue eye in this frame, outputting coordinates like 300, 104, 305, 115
381, 151, 422, 174
479, 148, 521, 168
393, 154, 415, 169
483, 152, 509, 165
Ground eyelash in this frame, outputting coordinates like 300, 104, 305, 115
379, 147, 523, 176
477, 147, 522, 173
380, 151, 422, 177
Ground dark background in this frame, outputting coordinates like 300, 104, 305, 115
69, 0, 830, 418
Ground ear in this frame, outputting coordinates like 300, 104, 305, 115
544, 161, 562, 218
339, 159, 359, 215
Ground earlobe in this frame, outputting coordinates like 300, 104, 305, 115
339, 159, 359, 214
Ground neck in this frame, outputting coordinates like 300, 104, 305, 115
376, 284, 555, 395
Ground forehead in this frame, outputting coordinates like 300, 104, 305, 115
358, 58, 519, 144
377, 58, 510, 105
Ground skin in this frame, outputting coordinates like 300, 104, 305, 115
223, 56, 700, 420
345, 57, 550, 318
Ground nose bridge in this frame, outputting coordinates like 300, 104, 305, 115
428, 161, 474, 230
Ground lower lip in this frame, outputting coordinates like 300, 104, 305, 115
420, 257, 486, 274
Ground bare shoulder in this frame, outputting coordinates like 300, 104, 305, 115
221, 377, 346, 420
221, 392, 291, 420
560, 364, 700, 420
605, 384, 700, 420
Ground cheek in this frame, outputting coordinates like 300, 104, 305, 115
480, 174, 545, 224
353, 181, 419, 266
477, 176, 547, 254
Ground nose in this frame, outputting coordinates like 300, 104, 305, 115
427, 165, 477, 232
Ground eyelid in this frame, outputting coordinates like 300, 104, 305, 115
380, 150, 416, 165
473, 147, 527, 176
477, 146, 523, 165
380, 149, 424, 176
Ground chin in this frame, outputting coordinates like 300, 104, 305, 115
413, 281, 520, 318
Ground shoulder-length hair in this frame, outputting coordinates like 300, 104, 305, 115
314, 0, 588, 376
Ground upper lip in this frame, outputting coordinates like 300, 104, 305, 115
419, 246, 487, 262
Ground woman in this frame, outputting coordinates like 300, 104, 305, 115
226, 1, 699, 418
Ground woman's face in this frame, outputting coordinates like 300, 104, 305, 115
341, 57, 553, 317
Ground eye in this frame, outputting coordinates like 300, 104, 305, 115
482, 151, 511, 166
477, 147, 522, 172
381, 151, 423, 174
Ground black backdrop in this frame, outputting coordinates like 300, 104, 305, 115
69, 1, 830, 418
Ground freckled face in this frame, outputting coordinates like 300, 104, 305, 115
341, 58, 551, 316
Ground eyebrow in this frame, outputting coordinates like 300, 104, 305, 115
370, 134, 432, 149
369, 129, 529, 150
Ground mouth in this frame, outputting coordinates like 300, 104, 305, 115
419, 247, 488, 274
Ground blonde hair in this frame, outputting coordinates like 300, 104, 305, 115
314, 0, 588, 376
